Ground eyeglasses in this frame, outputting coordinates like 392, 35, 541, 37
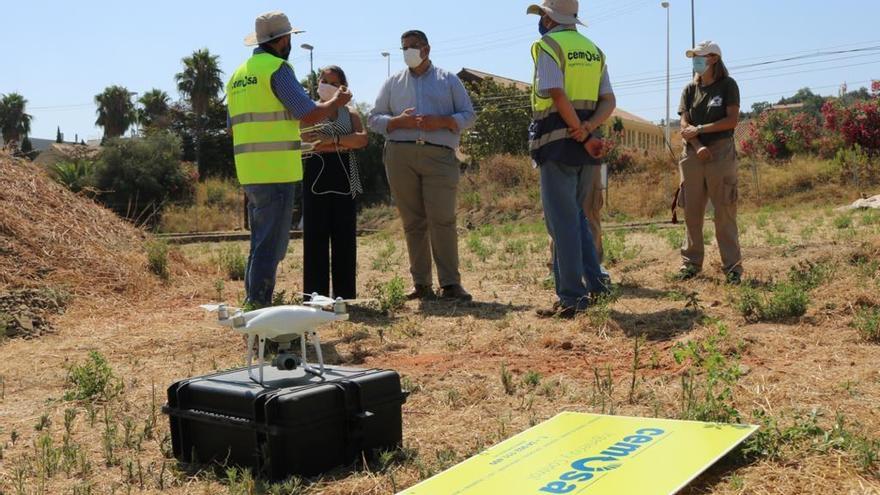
400, 43, 425, 50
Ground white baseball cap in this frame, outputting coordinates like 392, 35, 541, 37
686, 40, 722, 58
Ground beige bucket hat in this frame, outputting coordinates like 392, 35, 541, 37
244, 11, 304, 46
527, 0, 587, 26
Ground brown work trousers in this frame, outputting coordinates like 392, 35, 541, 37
548, 165, 604, 267
384, 142, 461, 287
678, 138, 743, 275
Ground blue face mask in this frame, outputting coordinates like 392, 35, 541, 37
692, 56, 708, 75
538, 17, 550, 36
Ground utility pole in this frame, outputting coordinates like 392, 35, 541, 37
691, 0, 696, 47
301, 44, 315, 99
381, 52, 391, 78
662, 2, 671, 148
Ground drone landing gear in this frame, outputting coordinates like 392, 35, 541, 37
246, 331, 326, 386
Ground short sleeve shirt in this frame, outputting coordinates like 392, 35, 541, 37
678, 77, 740, 144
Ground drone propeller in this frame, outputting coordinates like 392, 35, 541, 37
300, 293, 376, 307
199, 303, 241, 314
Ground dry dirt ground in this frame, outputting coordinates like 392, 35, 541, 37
1, 205, 879, 495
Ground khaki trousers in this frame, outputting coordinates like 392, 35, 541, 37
547, 165, 604, 267
678, 138, 742, 275
384, 142, 461, 287
583, 165, 604, 262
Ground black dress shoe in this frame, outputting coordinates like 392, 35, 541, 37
406, 285, 436, 300
440, 284, 473, 302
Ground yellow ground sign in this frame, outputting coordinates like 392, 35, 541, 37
399, 412, 758, 495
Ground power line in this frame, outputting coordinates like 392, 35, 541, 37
469, 47, 880, 107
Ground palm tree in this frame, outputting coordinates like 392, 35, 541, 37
0, 93, 33, 147
95, 85, 136, 139
138, 89, 171, 129
175, 49, 224, 175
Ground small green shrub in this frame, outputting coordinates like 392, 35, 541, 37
833, 214, 853, 229
65, 351, 123, 402
604, 231, 641, 265
738, 282, 809, 323
788, 261, 833, 290
145, 239, 169, 280
372, 276, 407, 315
853, 307, 880, 343
371, 239, 399, 272
500, 363, 516, 395
762, 282, 809, 321
50, 160, 96, 193
218, 244, 246, 280
522, 370, 541, 388
673, 324, 742, 423
467, 233, 494, 262
504, 239, 528, 257
663, 228, 684, 250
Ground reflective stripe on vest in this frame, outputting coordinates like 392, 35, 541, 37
529, 30, 605, 153
532, 100, 598, 121
228, 110, 293, 126
226, 52, 304, 185
233, 141, 303, 155
528, 128, 572, 151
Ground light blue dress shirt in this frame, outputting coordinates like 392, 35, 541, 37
368, 63, 476, 149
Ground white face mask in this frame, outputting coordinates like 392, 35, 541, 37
403, 48, 424, 69
317, 82, 337, 102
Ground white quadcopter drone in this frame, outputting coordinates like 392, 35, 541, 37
201, 294, 361, 385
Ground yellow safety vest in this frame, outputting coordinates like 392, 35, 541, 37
226, 52, 303, 185
530, 29, 605, 155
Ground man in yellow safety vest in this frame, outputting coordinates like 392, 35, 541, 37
527, 0, 617, 318
227, 11, 352, 307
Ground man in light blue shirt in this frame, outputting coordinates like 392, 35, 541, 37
369, 30, 476, 302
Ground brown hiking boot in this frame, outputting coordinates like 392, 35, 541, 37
536, 302, 579, 319
406, 285, 436, 300
440, 284, 473, 302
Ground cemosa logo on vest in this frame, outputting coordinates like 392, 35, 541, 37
231, 75, 259, 90
567, 49, 601, 63
538, 427, 666, 494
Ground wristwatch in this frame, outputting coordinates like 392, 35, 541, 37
696, 124, 704, 134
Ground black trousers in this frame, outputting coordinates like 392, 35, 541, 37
302, 153, 357, 299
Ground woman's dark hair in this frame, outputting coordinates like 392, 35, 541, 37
321, 65, 348, 86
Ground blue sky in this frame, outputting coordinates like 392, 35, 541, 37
3, 0, 880, 141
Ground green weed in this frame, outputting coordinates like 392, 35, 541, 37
788, 261, 834, 290
504, 239, 528, 257
673, 324, 742, 423
371, 239, 399, 272
522, 370, 541, 388
65, 351, 123, 402
833, 213, 853, 229
371, 276, 407, 315
755, 211, 770, 229
467, 233, 495, 262
218, 244, 246, 281
500, 362, 516, 395
604, 231, 641, 265
591, 366, 615, 414
145, 239, 170, 280
853, 307, 880, 343
663, 228, 685, 250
